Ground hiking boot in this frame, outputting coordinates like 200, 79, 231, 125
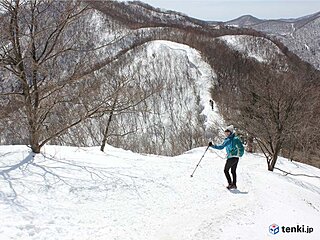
227, 184, 237, 190
226, 184, 233, 189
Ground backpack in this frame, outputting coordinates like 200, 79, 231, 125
231, 136, 244, 157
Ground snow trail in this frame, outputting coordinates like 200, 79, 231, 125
0, 145, 319, 240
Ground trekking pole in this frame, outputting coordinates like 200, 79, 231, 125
190, 145, 210, 178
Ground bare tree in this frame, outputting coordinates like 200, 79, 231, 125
235, 64, 318, 171
211, 42, 320, 170
0, 0, 108, 153
99, 72, 161, 152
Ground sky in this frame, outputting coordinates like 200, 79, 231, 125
140, 0, 320, 21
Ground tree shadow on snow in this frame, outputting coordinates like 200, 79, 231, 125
0, 152, 35, 208
0, 150, 152, 209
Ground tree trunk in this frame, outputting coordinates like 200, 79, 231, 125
247, 136, 254, 153
100, 94, 118, 152
268, 144, 281, 171
30, 131, 41, 153
268, 157, 276, 171
100, 110, 114, 152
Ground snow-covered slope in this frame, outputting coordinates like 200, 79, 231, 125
219, 35, 283, 63
224, 12, 320, 69
0, 145, 319, 240
74, 39, 224, 155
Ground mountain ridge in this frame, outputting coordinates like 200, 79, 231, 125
224, 11, 320, 27
223, 11, 320, 69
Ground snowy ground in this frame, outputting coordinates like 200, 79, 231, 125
0, 145, 319, 240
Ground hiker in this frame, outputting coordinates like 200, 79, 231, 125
209, 99, 214, 110
209, 125, 244, 189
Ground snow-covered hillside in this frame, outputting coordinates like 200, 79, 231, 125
224, 12, 320, 70
0, 145, 319, 240
70, 39, 225, 155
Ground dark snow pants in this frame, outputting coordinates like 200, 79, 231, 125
224, 157, 239, 185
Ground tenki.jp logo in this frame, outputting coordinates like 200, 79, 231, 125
269, 224, 280, 235
269, 223, 314, 235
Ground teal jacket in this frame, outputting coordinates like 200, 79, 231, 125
211, 133, 244, 159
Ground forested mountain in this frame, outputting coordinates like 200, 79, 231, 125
0, 0, 319, 169
224, 11, 320, 69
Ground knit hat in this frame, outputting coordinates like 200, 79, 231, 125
224, 125, 234, 133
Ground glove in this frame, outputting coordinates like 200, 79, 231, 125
208, 142, 213, 146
